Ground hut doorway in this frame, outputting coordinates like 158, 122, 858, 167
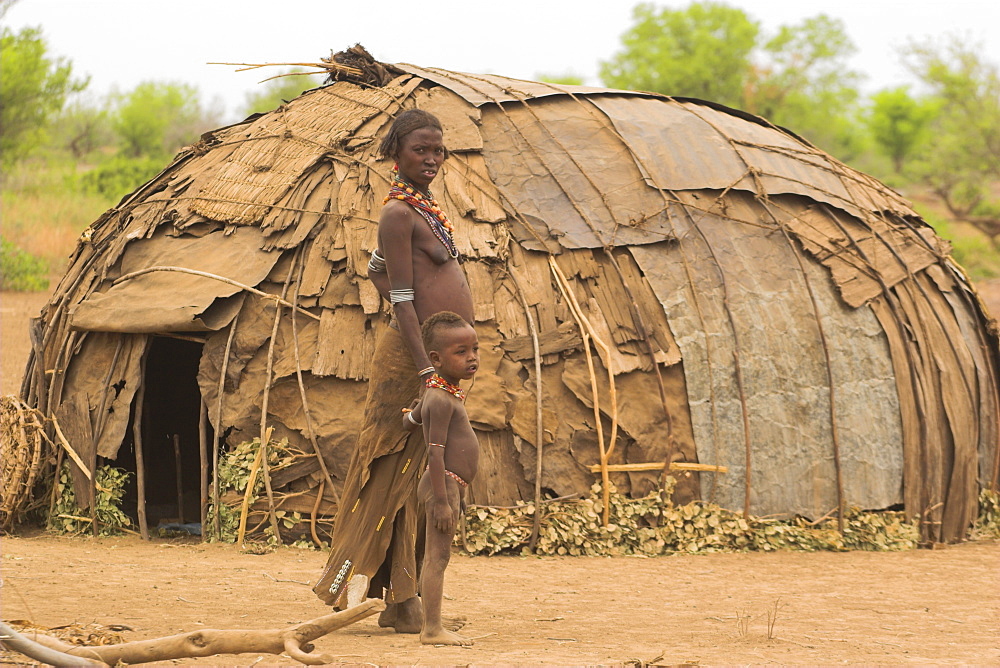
118, 336, 211, 531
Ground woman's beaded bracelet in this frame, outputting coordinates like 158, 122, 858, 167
417, 366, 436, 377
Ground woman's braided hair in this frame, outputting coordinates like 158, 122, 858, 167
378, 108, 448, 160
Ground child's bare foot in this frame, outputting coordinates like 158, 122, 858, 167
421, 626, 473, 646
443, 615, 467, 631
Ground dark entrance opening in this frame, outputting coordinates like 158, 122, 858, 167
117, 335, 211, 530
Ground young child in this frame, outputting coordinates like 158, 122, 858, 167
405, 311, 480, 646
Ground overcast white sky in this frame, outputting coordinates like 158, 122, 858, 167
6, 0, 999, 122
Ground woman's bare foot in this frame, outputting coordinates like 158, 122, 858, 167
378, 596, 422, 633
421, 626, 473, 646
377, 602, 396, 628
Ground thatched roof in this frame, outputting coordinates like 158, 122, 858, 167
24, 49, 999, 543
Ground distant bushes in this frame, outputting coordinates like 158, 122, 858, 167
920, 207, 1000, 280
78, 154, 163, 200
0, 239, 49, 291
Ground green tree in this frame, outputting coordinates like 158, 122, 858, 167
748, 15, 858, 117
598, 3, 863, 157
55, 97, 114, 159
0, 22, 87, 165
111, 81, 208, 158
904, 37, 1000, 244
749, 15, 862, 155
865, 86, 937, 173
600, 2, 758, 108
537, 73, 585, 86
241, 69, 321, 117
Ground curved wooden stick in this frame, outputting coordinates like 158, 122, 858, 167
0, 621, 106, 666
548, 256, 620, 525
507, 270, 546, 552
7, 600, 385, 666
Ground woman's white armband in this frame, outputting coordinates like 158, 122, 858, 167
389, 288, 415, 304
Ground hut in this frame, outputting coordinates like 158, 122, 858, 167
20, 48, 999, 544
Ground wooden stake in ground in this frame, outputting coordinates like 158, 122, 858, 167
2, 599, 385, 666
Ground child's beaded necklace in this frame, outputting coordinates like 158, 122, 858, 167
384, 170, 458, 258
425, 373, 466, 401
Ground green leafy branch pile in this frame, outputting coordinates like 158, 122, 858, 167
48, 462, 133, 535
970, 489, 1000, 540
462, 480, 921, 556
207, 436, 311, 544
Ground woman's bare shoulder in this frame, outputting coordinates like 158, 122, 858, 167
380, 199, 415, 221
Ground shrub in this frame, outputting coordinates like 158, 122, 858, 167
0, 239, 49, 291
77, 154, 163, 200
918, 206, 1000, 280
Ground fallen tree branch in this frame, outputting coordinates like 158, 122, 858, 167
6, 599, 385, 666
0, 622, 106, 667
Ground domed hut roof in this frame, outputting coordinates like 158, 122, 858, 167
24, 48, 999, 544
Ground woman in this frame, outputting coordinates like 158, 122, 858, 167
313, 109, 474, 633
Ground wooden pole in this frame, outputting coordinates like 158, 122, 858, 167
90, 451, 98, 538
236, 430, 269, 547
199, 400, 209, 540
588, 462, 729, 473
213, 313, 240, 541
290, 256, 338, 501
509, 272, 546, 553
256, 252, 299, 546
309, 479, 326, 548
133, 350, 150, 540
549, 256, 619, 525
259, 437, 282, 544
46, 448, 65, 525
173, 434, 184, 524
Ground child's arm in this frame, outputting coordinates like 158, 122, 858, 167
422, 395, 457, 533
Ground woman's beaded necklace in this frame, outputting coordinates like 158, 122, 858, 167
384, 170, 459, 258
425, 373, 466, 401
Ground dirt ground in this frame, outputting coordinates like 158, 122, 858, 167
3, 285, 1000, 666
2, 532, 998, 666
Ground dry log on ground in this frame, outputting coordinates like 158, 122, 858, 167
2, 599, 385, 666
0, 622, 106, 667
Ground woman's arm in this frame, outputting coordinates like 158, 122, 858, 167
401, 399, 422, 431
379, 203, 433, 377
